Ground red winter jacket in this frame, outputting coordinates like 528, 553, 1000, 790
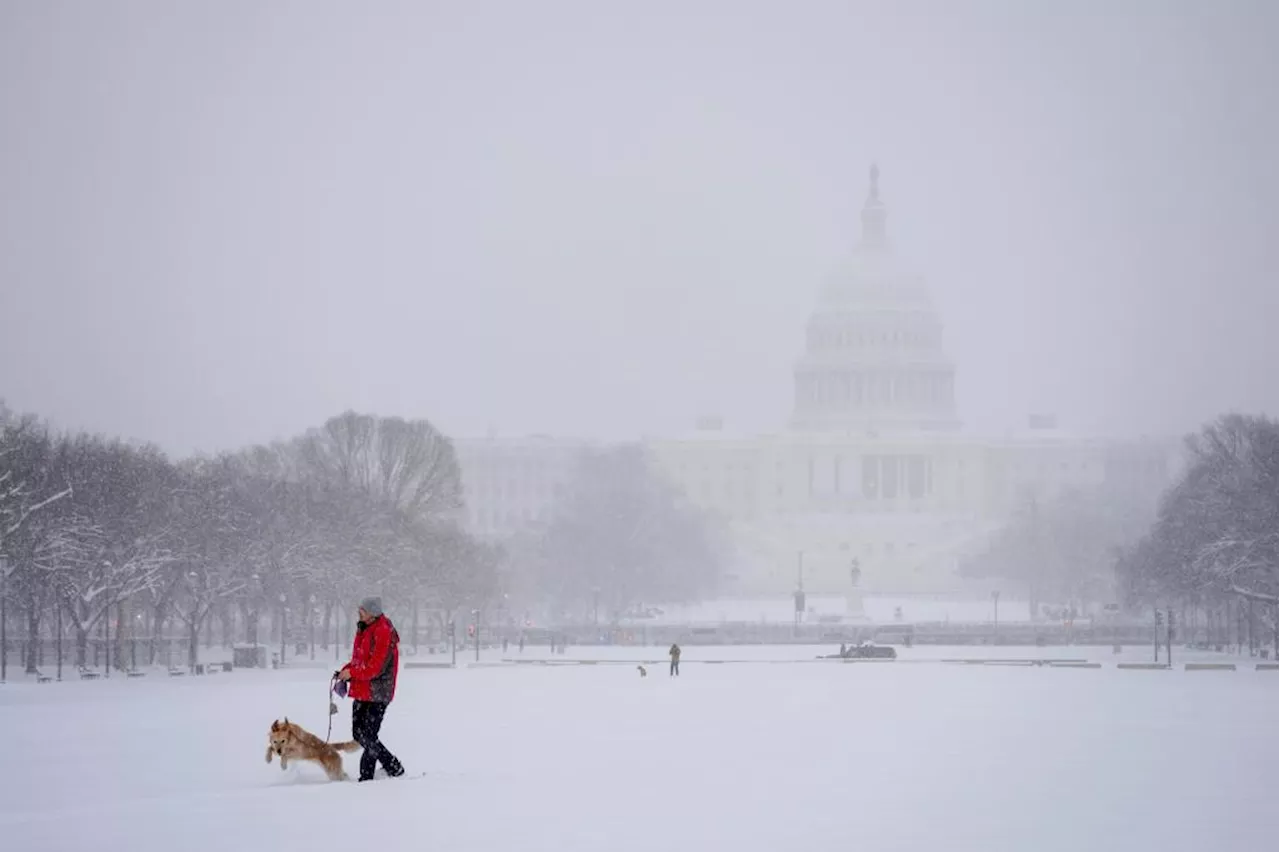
345, 615, 400, 703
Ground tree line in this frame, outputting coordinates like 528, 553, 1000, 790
964, 413, 1277, 647
1116, 413, 1277, 646
505, 444, 726, 625
1, 403, 730, 674
960, 473, 1161, 620
0, 407, 499, 674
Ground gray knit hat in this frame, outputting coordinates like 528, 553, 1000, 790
359, 596, 384, 617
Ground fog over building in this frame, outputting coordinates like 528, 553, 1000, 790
454, 434, 594, 540
459, 167, 1177, 598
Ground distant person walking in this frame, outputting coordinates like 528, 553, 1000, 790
669, 643, 681, 677
337, 597, 405, 782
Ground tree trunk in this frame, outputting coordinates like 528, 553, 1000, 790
321, 603, 331, 650
1272, 604, 1278, 655
1246, 599, 1255, 654
113, 602, 126, 671
75, 625, 88, 668
188, 619, 200, 672
150, 604, 166, 665
24, 608, 41, 674
142, 608, 152, 665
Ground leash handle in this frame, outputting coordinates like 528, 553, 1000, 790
324, 674, 338, 744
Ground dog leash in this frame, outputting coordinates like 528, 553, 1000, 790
326, 672, 342, 744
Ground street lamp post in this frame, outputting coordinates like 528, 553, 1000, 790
308, 594, 316, 660
472, 609, 480, 662
992, 590, 1001, 641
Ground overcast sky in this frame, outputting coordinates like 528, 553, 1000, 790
1, 1, 1275, 456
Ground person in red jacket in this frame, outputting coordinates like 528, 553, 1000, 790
337, 597, 405, 781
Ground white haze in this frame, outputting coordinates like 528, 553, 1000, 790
0, 1, 1275, 454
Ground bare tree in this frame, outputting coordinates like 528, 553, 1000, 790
39, 514, 171, 667
294, 411, 463, 520
0, 419, 73, 671
1117, 414, 1278, 646
168, 458, 255, 669
536, 445, 724, 619
0, 414, 72, 556
965, 482, 1162, 616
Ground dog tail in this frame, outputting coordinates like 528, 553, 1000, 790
331, 741, 362, 753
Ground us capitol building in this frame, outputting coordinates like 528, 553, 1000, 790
455, 167, 1175, 601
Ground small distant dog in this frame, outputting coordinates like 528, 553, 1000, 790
265, 718, 361, 781
637, 665, 647, 677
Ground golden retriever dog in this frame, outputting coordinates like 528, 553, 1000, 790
265, 718, 361, 781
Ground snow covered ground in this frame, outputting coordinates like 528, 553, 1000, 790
487, 640, 1269, 666
1, 651, 1275, 852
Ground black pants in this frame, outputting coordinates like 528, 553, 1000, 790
670, 660, 679, 676
352, 700, 404, 781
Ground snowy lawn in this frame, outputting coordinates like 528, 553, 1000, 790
1, 655, 1275, 852
487, 641, 1264, 665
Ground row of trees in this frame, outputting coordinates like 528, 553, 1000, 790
501, 445, 726, 625
2, 401, 731, 674
960, 478, 1160, 619
963, 413, 1277, 645
1117, 414, 1277, 643
0, 407, 500, 674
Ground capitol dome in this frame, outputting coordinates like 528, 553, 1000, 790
791, 166, 960, 433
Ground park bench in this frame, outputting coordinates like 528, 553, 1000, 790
78, 666, 101, 680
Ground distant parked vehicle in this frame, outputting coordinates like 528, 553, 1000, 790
843, 642, 897, 660
820, 641, 897, 660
